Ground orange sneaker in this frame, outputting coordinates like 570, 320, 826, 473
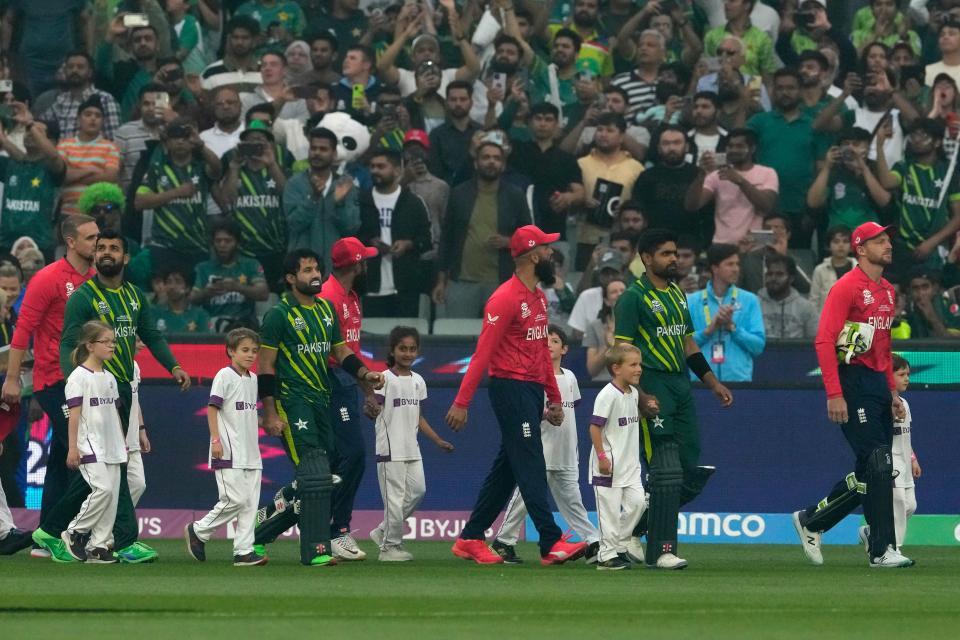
541, 535, 589, 566
451, 538, 504, 564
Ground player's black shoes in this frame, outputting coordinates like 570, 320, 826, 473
0, 528, 34, 555
184, 523, 206, 561
491, 539, 524, 564
597, 556, 631, 571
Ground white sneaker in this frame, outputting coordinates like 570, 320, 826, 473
331, 532, 367, 561
857, 525, 870, 554
379, 545, 413, 562
792, 510, 823, 566
625, 536, 645, 564
369, 527, 384, 549
870, 545, 914, 568
30, 547, 52, 559
653, 552, 687, 570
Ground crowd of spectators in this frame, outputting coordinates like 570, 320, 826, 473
0, 0, 958, 383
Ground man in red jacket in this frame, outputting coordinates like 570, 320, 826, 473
792, 222, 913, 569
446, 225, 587, 566
0, 215, 98, 557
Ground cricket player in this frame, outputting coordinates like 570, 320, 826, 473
492, 324, 600, 564
447, 225, 588, 566
792, 222, 913, 568
252, 249, 384, 566
614, 228, 733, 570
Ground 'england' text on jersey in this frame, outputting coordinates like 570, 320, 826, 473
526, 324, 548, 341
656, 324, 687, 338
868, 316, 893, 330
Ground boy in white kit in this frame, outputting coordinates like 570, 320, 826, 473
589, 343, 647, 571
370, 327, 453, 562
126, 340, 151, 506
493, 325, 601, 564
185, 328, 266, 566
859, 354, 921, 553
61, 321, 128, 564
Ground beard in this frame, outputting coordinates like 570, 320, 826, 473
718, 84, 741, 103
294, 278, 322, 296
573, 10, 594, 27
534, 257, 556, 285
96, 257, 123, 278
652, 262, 679, 281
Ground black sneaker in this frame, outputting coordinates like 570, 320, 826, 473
61, 530, 88, 562
184, 523, 206, 561
584, 541, 600, 565
597, 556, 631, 571
0, 529, 34, 555
86, 547, 118, 564
491, 539, 524, 564
233, 551, 268, 566
618, 552, 634, 566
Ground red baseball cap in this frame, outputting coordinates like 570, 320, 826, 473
331, 237, 378, 269
510, 225, 560, 257
852, 222, 894, 250
403, 129, 430, 150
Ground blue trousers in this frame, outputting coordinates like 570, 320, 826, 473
460, 378, 562, 556
329, 369, 366, 537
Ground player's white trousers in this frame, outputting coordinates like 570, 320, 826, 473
496, 469, 600, 546
594, 481, 646, 563
193, 468, 261, 555
376, 459, 425, 547
893, 486, 916, 549
69, 462, 121, 550
0, 480, 14, 532
127, 451, 146, 506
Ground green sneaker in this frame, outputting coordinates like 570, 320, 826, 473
307, 554, 337, 567
253, 544, 266, 556
49, 538, 79, 564
116, 542, 158, 564
31, 527, 57, 550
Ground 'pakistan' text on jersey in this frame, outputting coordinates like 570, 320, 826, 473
614, 275, 694, 374
259, 293, 345, 403
136, 151, 211, 256
890, 160, 960, 251
60, 277, 179, 384
231, 165, 287, 256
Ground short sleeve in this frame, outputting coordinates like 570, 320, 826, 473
590, 387, 615, 427
416, 373, 428, 402
760, 167, 779, 192
209, 369, 230, 408
137, 163, 160, 195
65, 374, 83, 408
703, 170, 719, 193
889, 161, 905, 184
259, 308, 284, 350
568, 371, 581, 406
614, 288, 641, 343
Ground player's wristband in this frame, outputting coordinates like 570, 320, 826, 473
341, 354, 366, 379
258, 373, 276, 399
687, 351, 713, 381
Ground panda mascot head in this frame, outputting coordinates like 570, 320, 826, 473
316, 112, 371, 168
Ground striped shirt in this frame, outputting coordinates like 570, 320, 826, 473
114, 120, 159, 190
40, 87, 122, 141
56, 137, 121, 216
610, 70, 658, 120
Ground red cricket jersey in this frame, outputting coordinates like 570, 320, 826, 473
814, 265, 896, 399
319, 275, 363, 365
11, 258, 95, 391
454, 275, 562, 408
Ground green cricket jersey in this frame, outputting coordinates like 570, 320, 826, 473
231, 165, 287, 256
193, 256, 266, 320
260, 293, 345, 402
614, 275, 694, 374
890, 159, 960, 250
136, 150, 210, 256
0, 156, 62, 251
826, 166, 881, 230
154, 303, 211, 334
60, 277, 179, 383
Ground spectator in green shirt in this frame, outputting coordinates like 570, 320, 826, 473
190, 219, 269, 331
704, 0, 776, 80
235, 0, 306, 43
154, 267, 211, 335
904, 266, 960, 338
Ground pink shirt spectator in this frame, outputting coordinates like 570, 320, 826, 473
703, 165, 779, 244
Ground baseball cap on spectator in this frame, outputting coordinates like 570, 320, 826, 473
837, 126, 872, 143
851, 222, 894, 250
403, 129, 430, 150
332, 237, 378, 268
510, 225, 560, 257
240, 119, 275, 142
165, 117, 194, 138
596, 249, 625, 272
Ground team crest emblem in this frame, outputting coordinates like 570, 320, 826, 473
159, 176, 169, 187
520, 302, 531, 318
294, 316, 306, 330
862, 289, 874, 305
65, 282, 75, 295
887, 290, 894, 305
342, 303, 350, 319
650, 299, 665, 314
97, 300, 110, 315
8, 175, 16, 187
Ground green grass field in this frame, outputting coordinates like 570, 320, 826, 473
1, 541, 957, 639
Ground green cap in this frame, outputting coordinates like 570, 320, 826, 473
240, 119, 275, 142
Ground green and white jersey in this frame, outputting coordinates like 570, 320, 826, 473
890, 159, 960, 250
136, 150, 210, 256
60, 277, 178, 383
260, 293, 344, 403
614, 275, 694, 374
231, 165, 287, 256
194, 256, 265, 320
0, 156, 61, 251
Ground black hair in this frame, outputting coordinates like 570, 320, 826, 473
553, 28, 583, 52
892, 353, 910, 371
910, 117, 946, 141
706, 243, 738, 268
618, 199, 644, 214
386, 326, 421, 367
825, 224, 852, 243
159, 264, 191, 284
603, 85, 629, 102
226, 15, 261, 37
309, 126, 338, 146
907, 265, 942, 286
797, 49, 830, 70
493, 34, 522, 51
599, 278, 628, 322
677, 234, 700, 253
727, 127, 757, 147
64, 50, 95, 68
282, 249, 323, 288
693, 91, 721, 108
245, 102, 276, 124
609, 229, 638, 251
529, 102, 560, 119
838, 126, 873, 143
96, 228, 128, 254
446, 80, 474, 97
773, 67, 802, 83
210, 217, 241, 240
595, 112, 627, 132
370, 147, 402, 166
637, 228, 678, 257
764, 211, 792, 233
310, 31, 339, 51
764, 253, 797, 279
139, 83, 168, 100
547, 323, 569, 347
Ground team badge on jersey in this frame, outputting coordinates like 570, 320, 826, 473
520, 302, 531, 318
650, 299, 665, 314
97, 300, 110, 315
342, 303, 350, 319
887, 290, 894, 305
293, 316, 306, 331
862, 289, 874, 306
8, 175, 17, 187
65, 282, 75, 296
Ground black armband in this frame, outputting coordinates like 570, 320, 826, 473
258, 374, 276, 399
687, 352, 713, 382
341, 354, 366, 379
